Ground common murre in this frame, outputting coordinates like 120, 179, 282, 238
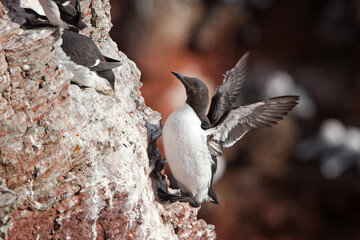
159, 53, 299, 207
24, 0, 86, 31
57, 30, 121, 92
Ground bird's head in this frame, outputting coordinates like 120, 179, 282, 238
171, 71, 209, 112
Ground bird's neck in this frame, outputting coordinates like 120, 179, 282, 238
185, 100, 210, 128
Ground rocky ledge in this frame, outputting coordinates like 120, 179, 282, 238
0, 0, 216, 239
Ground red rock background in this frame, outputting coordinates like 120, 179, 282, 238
110, 0, 360, 240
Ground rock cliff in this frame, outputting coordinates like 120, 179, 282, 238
0, 0, 216, 239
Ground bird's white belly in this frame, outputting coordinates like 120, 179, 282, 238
163, 104, 212, 203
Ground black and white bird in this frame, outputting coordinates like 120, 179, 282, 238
159, 53, 299, 207
57, 30, 121, 92
25, 0, 86, 31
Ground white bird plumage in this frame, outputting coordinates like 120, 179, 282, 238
163, 103, 214, 204
39, 0, 67, 28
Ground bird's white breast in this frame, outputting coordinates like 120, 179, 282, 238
39, 0, 68, 28
162, 103, 213, 203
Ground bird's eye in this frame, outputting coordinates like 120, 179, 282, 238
194, 82, 199, 87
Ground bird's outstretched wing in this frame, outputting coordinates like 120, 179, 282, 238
205, 52, 249, 128
206, 96, 299, 156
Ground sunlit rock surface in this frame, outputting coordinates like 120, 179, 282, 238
0, 0, 216, 239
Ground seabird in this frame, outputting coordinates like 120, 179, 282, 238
24, 0, 86, 31
158, 53, 299, 207
57, 30, 121, 92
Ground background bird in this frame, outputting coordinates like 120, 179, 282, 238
159, 53, 299, 207
24, 0, 86, 31
57, 30, 121, 92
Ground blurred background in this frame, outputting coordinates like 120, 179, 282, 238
109, 0, 360, 239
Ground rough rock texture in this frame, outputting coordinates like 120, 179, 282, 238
0, 0, 216, 239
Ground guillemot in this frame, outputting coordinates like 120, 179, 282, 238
24, 0, 87, 31
159, 53, 299, 207
57, 30, 121, 92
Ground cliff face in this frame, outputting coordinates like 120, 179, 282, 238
0, 0, 216, 239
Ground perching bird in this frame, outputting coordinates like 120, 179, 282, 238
159, 53, 299, 207
24, 0, 86, 31
57, 30, 121, 92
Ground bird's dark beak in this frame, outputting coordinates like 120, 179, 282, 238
171, 71, 188, 86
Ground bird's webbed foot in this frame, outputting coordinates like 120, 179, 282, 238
157, 188, 200, 208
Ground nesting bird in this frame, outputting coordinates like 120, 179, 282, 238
25, 0, 86, 31
57, 30, 121, 92
159, 53, 299, 207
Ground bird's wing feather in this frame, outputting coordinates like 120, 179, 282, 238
89, 58, 121, 72
54, 0, 78, 17
206, 52, 249, 127
206, 96, 299, 155
61, 30, 104, 68
103, 55, 121, 63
